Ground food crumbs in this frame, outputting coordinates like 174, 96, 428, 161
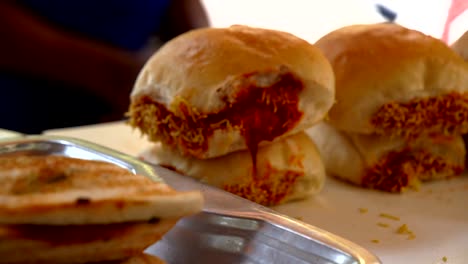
371, 239, 379, 244
377, 222, 389, 228
442, 256, 448, 262
379, 213, 400, 221
396, 224, 416, 240
358, 208, 368, 214
397, 224, 410, 234
410, 179, 421, 192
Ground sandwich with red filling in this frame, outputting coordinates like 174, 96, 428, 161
129, 25, 334, 205
308, 23, 468, 192
307, 122, 465, 192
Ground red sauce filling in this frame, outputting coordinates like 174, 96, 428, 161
224, 71, 304, 172
132, 70, 304, 172
362, 149, 464, 192
362, 150, 415, 192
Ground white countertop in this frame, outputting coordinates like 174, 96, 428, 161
45, 121, 468, 264
202, 0, 467, 45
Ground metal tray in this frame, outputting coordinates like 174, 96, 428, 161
0, 135, 381, 264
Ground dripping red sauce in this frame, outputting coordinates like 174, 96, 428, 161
134, 70, 304, 174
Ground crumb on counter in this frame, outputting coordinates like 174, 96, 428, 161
442, 256, 448, 262
396, 224, 410, 234
396, 224, 416, 240
358, 207, 368, 214
371, 239, 379, 244
377, 222, 389, 228
379, 213, 400, 221
411, 181, 421, 192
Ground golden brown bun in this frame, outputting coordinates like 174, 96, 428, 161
0, 156, 203, 225
315, 23, 468, 135
307, 122, 465, 192
0, 219, 175, 264
140, 132, 326, 206
452, 31, 468, 61
130, 25, 335, 159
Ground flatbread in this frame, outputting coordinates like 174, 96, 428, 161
0, 156, 203, 224
0, 219, 175, 264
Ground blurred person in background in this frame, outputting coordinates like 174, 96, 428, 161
0, 0, 209, 134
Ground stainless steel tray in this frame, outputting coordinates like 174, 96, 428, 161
0, 135, 381, 264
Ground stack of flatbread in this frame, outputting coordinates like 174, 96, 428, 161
0, 155, 203, 263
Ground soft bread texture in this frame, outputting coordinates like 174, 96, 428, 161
315, 23, 468, 134
307, 122, 466, 192
140, 132, 326, 206
130, 25, 335, 159
452, 31, 468, 61
305, 123, 365, 185
0, 156, 203, 225
0, 220, 175, 264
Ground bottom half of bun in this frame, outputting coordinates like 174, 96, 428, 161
306, 122, 466, 193
140, 132, 326, 206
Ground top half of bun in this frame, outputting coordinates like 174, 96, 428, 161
131, 25, 334, 117
315, 23, 468, 134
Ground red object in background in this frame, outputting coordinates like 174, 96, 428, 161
442, 0, 468, 43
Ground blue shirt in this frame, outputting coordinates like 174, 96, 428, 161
18, 0, 171, 51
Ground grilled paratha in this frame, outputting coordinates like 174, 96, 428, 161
0, 155, 203, 224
